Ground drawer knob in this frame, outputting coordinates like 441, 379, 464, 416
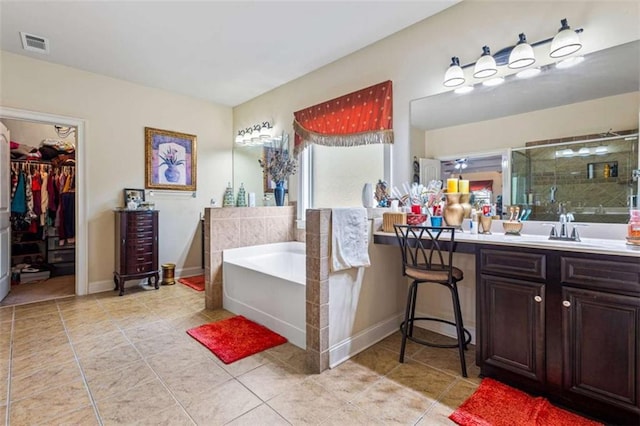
534, 295, 542, 303
562, 300, 571, 308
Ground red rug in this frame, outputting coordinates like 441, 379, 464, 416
186, 315, 287, 364
450, 378, 603, 426
178, 275, 205, 291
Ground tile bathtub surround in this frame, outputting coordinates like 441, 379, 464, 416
204, 205, 296, 309
0, 285, 479, 425
306, 208, 331, 373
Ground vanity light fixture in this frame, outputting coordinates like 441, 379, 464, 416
235, 121, 276, 146
259, 121, 273, 139
242, 127, 254, 144
235, 130, 246, 145
442, 18, 583, 91
550, 18, 582, 58
250, 124, 262, 144
444, 57, 465, 87
508, 33, 536, 69
594, 146, 609, 154
473, 46, 498, 78
454, 158, 468, 170
578, 147, 591, 156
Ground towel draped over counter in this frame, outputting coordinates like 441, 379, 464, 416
331, 208, 371, 272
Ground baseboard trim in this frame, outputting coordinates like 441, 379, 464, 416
329, 313, 403, 368
88, 267, 204, 295
328, 309, 476, 368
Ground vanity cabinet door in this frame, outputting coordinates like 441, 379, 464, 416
562, 286, 640, 422
479, 274, 546, 385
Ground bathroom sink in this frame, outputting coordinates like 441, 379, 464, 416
515, 238, 604, 250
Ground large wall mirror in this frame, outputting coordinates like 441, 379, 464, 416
411, 40, 640, 223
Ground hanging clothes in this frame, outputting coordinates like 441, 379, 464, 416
10, 171, 26, 214
40, 170, 49, 227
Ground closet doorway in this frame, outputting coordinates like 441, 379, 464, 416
0, 107, 87, 306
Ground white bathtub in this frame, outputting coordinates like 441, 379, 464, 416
222, 241, 306, 349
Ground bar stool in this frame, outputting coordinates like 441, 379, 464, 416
393, 224, 472, 377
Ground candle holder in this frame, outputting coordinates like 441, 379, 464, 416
459, 193, 471, 218
443, 193, 464, 229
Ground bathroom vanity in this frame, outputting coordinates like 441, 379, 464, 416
373, 228, 639, 424
477, 244, 638, 425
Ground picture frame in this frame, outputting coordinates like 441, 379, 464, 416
123, 188, 145, 208
262, 146, 288, 193
145, 127, 197, 191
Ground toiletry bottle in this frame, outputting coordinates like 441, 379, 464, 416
604, 163, 610, 178
470, 209, 478, 235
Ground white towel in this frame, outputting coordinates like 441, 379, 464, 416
331, 208, 371, 272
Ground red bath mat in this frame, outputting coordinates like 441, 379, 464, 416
186, 315, 287, 364
178, 275, 205, 291
450, 378, 602, 426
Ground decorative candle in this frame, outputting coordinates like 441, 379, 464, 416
447, 178, 459, 193
459, 179, 470, 194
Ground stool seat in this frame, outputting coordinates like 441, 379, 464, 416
394, 224, 472, 377
405, 265, 463, 282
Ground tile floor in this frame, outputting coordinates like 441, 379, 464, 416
0, 283, 480, 425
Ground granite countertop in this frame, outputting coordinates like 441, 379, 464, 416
373, 226, 640, 258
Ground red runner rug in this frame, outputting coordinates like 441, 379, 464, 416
186, 315, 287, 364
450, 378, 603, 426
178, 275, 205, 291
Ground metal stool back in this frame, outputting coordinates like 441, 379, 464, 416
393, 224, 472, 377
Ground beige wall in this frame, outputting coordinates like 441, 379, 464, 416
231, 1, 639, 356
425, 92, 639, 158
1, 51, 233, 291
233, 1, 639, 192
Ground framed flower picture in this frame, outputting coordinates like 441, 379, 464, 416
145, 127, 197, 191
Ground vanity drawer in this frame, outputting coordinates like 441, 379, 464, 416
560, 256, 640, 294
480, 248, 546, 281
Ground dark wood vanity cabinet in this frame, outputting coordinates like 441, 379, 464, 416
113, 210, 159, 296
478, 247, 640, 424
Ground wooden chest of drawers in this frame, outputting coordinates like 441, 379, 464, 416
113, 210, 159, 296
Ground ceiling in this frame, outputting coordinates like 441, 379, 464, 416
0, 1, 459, 107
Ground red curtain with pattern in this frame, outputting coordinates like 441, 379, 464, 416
293, 80, 393, 155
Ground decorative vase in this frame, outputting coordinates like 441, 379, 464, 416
459, 193, 472, 218
443, 192, 464, 229
479, 215, 493, 234
362, 183, 375, 208
164, 165, 180, 183
274, 181, 285, 206
236, 183, 247, 207
223, 182, 235, 207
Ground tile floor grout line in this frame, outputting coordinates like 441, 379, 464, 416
110, 306, 202, 425
57, 297, 105, 426
414, 376, 463, 425
4, 306, 15, 426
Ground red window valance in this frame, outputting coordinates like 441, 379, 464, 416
293, 80, 393, 155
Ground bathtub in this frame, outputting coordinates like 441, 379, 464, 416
222, 241, 306, 349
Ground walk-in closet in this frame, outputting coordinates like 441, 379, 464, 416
1, 118, 76, 306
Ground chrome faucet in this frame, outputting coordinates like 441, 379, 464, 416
549, 209, 581, 241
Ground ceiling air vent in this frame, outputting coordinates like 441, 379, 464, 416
20, 32, 50, 54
